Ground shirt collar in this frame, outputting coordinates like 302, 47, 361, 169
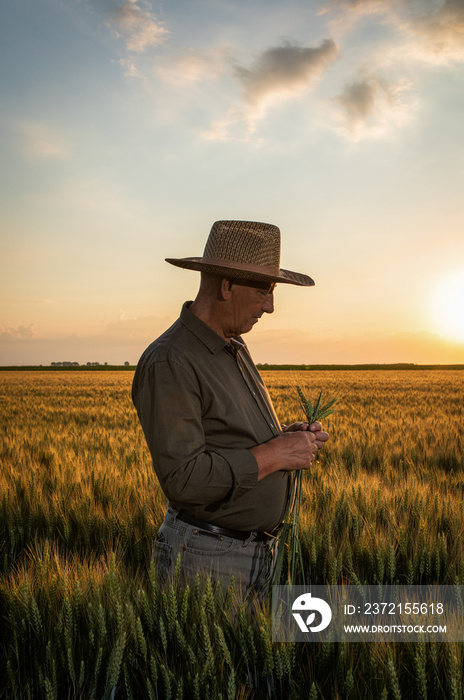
180, 301, 231, 355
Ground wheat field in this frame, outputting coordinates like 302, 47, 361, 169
1, 369, 463, 699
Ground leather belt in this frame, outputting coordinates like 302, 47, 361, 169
177, 511, 275, 543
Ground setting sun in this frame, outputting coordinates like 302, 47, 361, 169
431, 270, 464, 342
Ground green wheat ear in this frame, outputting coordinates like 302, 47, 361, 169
271, 385, 337, 587
297, 385, 337, 423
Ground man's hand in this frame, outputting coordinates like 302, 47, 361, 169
251, 422, 329, 482
283, 421, 329, 450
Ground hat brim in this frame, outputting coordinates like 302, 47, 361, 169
165, 257, 315, 287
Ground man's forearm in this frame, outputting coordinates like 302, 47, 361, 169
250, 441, 281, 481
250, 430, 320, 481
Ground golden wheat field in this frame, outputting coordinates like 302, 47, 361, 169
1, 368, 463, 699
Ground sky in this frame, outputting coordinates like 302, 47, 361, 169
1, 0, 464, 366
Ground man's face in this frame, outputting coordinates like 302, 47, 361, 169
227, 279, 275, 336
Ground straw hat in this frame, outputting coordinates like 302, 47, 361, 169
165, 220, 314, 287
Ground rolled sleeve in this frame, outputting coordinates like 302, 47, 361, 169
133, 359, 259, 508
209, 447, 259, 507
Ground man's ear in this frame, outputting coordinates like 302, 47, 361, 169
221, 277, 233, 300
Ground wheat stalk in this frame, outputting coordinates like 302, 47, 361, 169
271, 386, 337, 587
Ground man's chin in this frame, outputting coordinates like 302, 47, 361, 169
248, 318, 260, 331
237, 320, 258, 335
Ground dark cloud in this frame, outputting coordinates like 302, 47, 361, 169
334, 73, 414, 137
235, 39, 339, 106
336, 75, 387, 122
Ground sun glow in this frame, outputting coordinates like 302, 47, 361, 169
431, 270, 464, 343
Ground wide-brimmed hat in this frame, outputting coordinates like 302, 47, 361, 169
165, 220, 314, 287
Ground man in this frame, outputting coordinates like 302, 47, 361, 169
132, 220, 329, 593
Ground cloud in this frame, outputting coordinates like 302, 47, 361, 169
103, 313, 170, 341
0, 324, 37, 342
236, 39, 339, 109
117, 57, 142, 78
334, 72, 416, 139
322, 0, 390, 12
400, 0, 464, 64
1, 317, 463, 365
19, 122, 66, 157
0, 315, 171, 365
202, 39, 339, 141
325, 0, 464, 64
2, 314, 169, 347
155, 39, 339, 141
317, 0, 464, 139
30, 139, 62, 156
202, 108, 254, 142
155, 46, 231, 86
97, 0, 462, 142
105, 0, 168, 52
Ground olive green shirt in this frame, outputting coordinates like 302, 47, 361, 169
132, 302, 289, 532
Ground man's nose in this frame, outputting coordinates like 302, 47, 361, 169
262, 292, 274, 314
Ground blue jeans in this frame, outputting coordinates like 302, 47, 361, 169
153, 508, 275, 595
